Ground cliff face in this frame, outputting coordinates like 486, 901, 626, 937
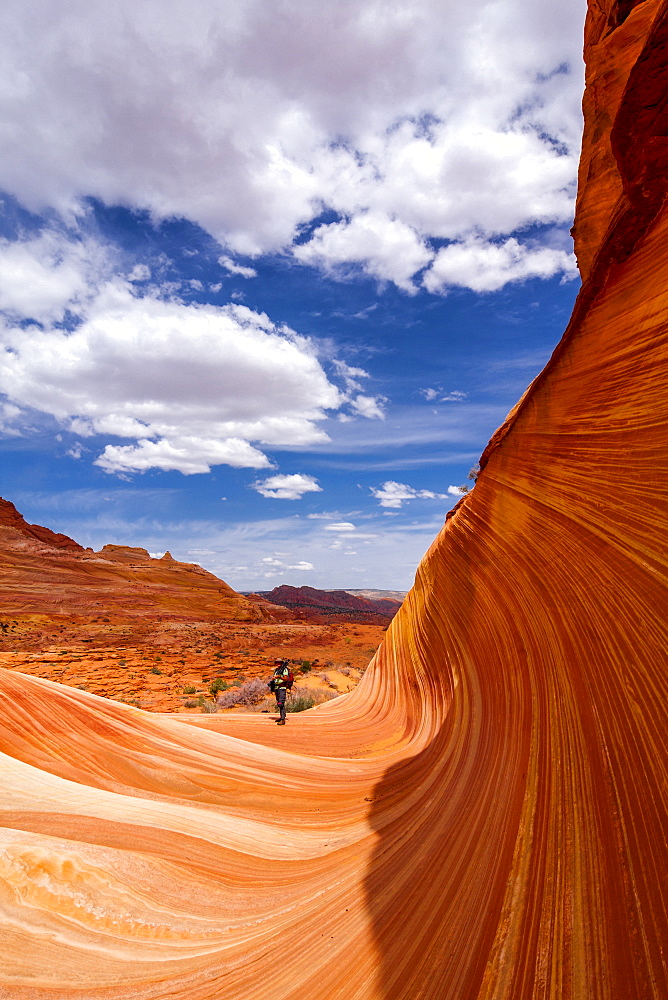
0, 497, 84, 552
0, 497, 265, 622
258, 585, 402, 624
0, 3, 667, 999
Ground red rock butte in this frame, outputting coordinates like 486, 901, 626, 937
0, 496, 266, 622
1, 1, 667, 997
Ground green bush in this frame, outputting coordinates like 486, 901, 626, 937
300, 661, 312, 673
183, 699, 198, 708
286, 694, 317, 713
183, 684, 196, 694
209, 677, 228, 696
150, 666, 162, 675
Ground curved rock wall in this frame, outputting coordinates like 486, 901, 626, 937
0, 2, 666, 997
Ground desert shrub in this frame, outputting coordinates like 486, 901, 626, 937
317, 672, 338, 689
209, 677, 228, 696
118, 659, 126, 666
183, 684, 196, 694
217, 678, 268, 709
200, 699, 218, 713
150, 666, 162, 675
286, 693, 316, 713
183, 699, 198, 708
286, 687, 338, 713
300, 661, 312, 673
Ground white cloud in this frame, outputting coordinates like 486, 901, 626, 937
0, 400, 22, 435
324, 522, 356, 532
294, 211, 432, 292
97, 436, 270, 475
218, 255, 257, 279
440, 391, 467, 402
0, 279, 345, 474
423, 237, 577, 294
370, 480, 449, 508
349, 393, 386, 420
332, 360, 369, 393
253, 473, 322, 500
0, 0, 584, 292
419, 387, 467, 402
128, 263, 150, 282
0, 231, 111, 322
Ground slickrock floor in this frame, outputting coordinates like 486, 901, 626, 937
1, 3, 667, 998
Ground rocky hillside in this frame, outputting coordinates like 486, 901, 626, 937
254, 584, 403, 625
0, 497, 268, 624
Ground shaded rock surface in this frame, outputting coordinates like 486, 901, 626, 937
0, 3, 667, 997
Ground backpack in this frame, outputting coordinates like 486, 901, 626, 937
272, 664, 294, 689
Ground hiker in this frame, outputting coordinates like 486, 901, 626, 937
269, 658, 293, 725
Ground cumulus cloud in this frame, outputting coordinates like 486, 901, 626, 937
253, 473, 322, 499
294, 211, 432, 292
370, 480, 449, 508
0, 277, 346, 474
423, 237, 577, 293
0, 230, 112, 322
0, 0, 584, 292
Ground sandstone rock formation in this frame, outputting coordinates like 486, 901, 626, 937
1, 2, 667, 997
255, 584, 402, 624
0, 497, 266, 623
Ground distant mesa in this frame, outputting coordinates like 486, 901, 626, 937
252, 584, 403, 625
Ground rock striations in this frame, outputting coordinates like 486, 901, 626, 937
0, 497, 266, 622
1, 2, 667, 997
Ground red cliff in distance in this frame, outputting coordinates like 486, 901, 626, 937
0, 496, 267, 623
0, 2, 667, 998
256, 584, 402, 624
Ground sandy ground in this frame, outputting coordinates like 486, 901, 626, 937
0, 616, 385, 712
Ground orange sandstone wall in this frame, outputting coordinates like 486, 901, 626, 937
0, 2, 667, 998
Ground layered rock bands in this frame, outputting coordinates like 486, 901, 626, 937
0, 2, 666, 997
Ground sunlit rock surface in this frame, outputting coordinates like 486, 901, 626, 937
1, 1, 667, 996
0, 497, 265, 622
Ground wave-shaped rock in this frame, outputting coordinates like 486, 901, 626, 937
1, 2, 667, 996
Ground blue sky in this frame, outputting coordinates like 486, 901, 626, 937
0, 0, 585, 591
